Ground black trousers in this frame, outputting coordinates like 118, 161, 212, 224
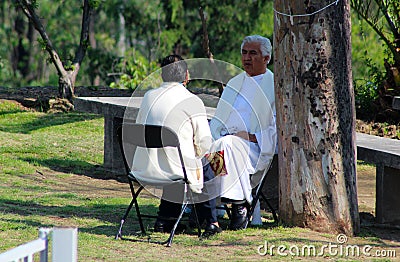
158, 161, 218, 224
192, 162, 218, 224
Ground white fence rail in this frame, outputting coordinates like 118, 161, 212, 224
0, 228, 77, 262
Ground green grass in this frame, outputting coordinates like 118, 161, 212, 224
0, 100, 398, 261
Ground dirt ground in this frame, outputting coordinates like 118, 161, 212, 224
1, 86, 399, 254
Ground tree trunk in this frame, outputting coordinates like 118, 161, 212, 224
274, 0, 359, 235
89, 9, 101, 86
59, 73, 74, 100
117, 5, 126, 57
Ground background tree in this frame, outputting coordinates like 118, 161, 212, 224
102, 0, 275, 90
350, 0, 400, 122
3, 1, 275, 89
1, 0, 388, 120
15, 0, 94, 100
274, 0, 359, 235
189, 0, 273, 65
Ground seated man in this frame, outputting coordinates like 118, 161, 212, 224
132, 55, 221, 237
209, 35, 277, 230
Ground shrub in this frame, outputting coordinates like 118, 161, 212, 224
354, 56, 384, 120
110, 49, 158, 90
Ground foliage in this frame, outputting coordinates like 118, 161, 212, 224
109, 49, 158, 90
188, 0, 274, 67
102, 0, 276, 89
3, 0, 277, 88
354, 79, 379, 119
0, 56, 15, 86
351, 14, 385, 80
86, 48, 119, 87
351, 0, 400, 121
350, 0, 400, 67
351, 14, 386, 119
0, 0, 392, 110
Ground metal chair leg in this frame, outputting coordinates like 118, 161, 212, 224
128, 181, 146, 234
191, 203, 202, 238
166, 202, 188, 247
166, 183, 200, 247
115, 198, 135, 239
116, 181, 146, 239
115, 219, 125, 240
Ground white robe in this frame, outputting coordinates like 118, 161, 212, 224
132, 82, 212, 193
209, 70, 277, 203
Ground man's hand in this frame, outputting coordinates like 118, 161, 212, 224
234, 131, 257, 143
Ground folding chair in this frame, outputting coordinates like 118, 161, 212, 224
115, 123, 201, 247
219, 162, 278, 227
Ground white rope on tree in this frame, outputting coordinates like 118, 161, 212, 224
274, 0, 340, 25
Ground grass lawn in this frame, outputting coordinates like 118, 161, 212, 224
0, 100, 399, 261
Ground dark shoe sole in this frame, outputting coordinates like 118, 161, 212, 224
201, 224, 222, 238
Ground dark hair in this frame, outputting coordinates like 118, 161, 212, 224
160, 55, 188, 82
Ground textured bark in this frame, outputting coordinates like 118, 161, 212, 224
199, 6, 224, 97
274, 0, 359, 235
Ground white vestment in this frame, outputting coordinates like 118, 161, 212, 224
132, 82, 212, 193
209, 70, 277, 203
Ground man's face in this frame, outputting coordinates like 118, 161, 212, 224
241, 42, 269, 76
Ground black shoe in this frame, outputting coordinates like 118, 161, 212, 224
154, 218, 186, 233
154, 218, 169, 233
229, 204, 248, 230
201, 224, 222, 238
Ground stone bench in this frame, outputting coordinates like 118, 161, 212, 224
74, 97, 139, 175
356, 133, 400, 225
74, 96, 400, 226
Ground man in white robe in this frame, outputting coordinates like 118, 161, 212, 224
209, 35, 277, 230
132, 55, 222, 236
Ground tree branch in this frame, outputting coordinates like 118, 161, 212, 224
199, 6, 213, 60
351, 0, 400, 65
375, 0, 399, 42
72, 0, 92, 82
16, 0, 66, 77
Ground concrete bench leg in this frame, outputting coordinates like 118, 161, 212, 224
104, 115, 125, 176
376, 164, 400, 225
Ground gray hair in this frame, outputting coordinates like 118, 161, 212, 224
241, 35, 272, 63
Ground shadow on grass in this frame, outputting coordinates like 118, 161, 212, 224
0, 197, 284, 243
0, 198, 159, 237
20, 156, 116, 180
0, 197, 218, 240
0, 111, 101, 134
0, 108, 26, 116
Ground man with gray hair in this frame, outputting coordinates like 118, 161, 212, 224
209, 35, 277, 230
133, 54, 222, 237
